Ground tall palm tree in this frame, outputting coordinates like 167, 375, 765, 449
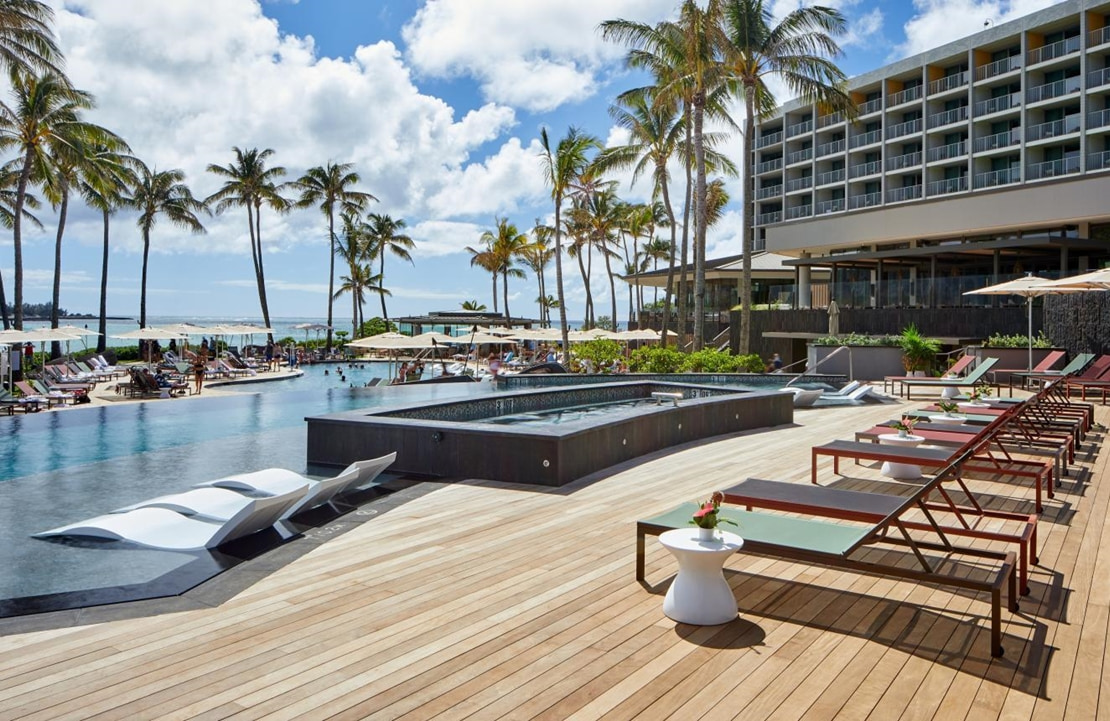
0, 163, 42, 329
720, 0, 854, 352
523, 221, 554, 325
642, 236, 672, 309
123, 159, 208, 327
294, 162, 376, 351
465, 240, 499, 314
563, 212, 594, 328
480, 217, 530, 325
365, 213, 413, 322
577, 189, 622, 329
539, 126, 600, 352
0, 1, 62, 76
0, 70, 93, 328
206, 147, 288, 339
334, 263, 383, 337
333, 214, 382, 336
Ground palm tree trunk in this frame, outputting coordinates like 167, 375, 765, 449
604, 250, 617, 331
97, 208, 109, 353
554, 202, 570, 352
0, 268, 9, 330
502, 271, 511, 325
676, 117, 693, 349
659, 174, 678, 347
692, 94, 707, 352
378, 252, 389, 321
740, 91, 755, 355
326, 210, 336, 352
50, 181, 69, 359
140, 225, 151, 327
12, 145, 34, 329
250, 203, 275, 344
351, 279, 358, 338
490, 270, 498, 314
575, 246, 591, 328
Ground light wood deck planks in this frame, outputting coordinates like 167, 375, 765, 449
0, 397, 1108, 720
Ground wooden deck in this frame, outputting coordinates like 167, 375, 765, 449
0, 398, 1107, 719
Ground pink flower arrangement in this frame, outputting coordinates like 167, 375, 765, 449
690, 491, 738, 530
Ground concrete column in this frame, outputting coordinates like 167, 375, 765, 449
798, 252, 812, 308
909, 266, 918, 306
929, 254, 937, 308
874, 259, 883, 308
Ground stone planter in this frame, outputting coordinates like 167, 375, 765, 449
806, 345, 905, 381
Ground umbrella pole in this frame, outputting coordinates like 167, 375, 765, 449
1027, 295, 1033, 371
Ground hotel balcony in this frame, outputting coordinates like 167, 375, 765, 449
849, 128, 883, 149
815, 198, 846, 214
848, 191, 882, 210
1026, 156, 1080, 180
975, 55, 1021, 81
786, 147, 814, 165
887, 150, 922, 171
815, 168, 846, 186
1088, 149, 1110, 171
756, 157, 783, 174
785, 204, 813, 220
1089, 66, 1110, 91
756, 184, 783, 199
1026, 35, 1080, 66
1026, 75, 1081, 104
857, 97, 882, 116
815, 138, 846, 158
973, 128, 1021, 153
1089, 108, 1110, 131
974, 167, 1021, 189
1026, 115, 1080, 143
973, 93, 1021, 117
816, 111, 844, 129
887, 117, 923, 139
849, 159, 883, 179
756, 210, 782, 225
786, 119, 813, 138
927, 140, 967, 163
927, 176, 968, 196
786, 176, 813, 193
928, 71, 968, 95
928, 106, 968, 129
887, 85, 923, 107
886, 184, 922, 203
1090, 25, 1110, 48
755, 131, 783, 149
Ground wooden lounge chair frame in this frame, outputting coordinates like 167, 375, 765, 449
897, 358, 1000, 400
883, 354, 975, 396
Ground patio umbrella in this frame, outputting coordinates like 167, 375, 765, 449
112, 327, 186, 366
963, 275, 1088, 370
1043, 267, 1110, 291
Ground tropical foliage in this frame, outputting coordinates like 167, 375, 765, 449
984, 331, 1053, 348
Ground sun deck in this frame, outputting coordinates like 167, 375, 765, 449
0, 399, 1106, 718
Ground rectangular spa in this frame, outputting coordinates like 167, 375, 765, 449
306, 382, 793, 486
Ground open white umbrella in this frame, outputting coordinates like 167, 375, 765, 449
1043, 267, 1110, 291
112, 327, 186, 366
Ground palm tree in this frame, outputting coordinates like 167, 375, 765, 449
123, 159, 208, 327
0, 1, 62, 76
539, 126, 600, 352
465, 241, 499, 313
333, 214, 383, 336
642, 236, 672, 309
576, 189, 622, 329
0, 163, 42, 330
720, 0, 854, 352
480, 217, 529, 325
0, 70, 93, 328
334, 263, 383, 337
563, 212, 594, 328
460, 299, 486, 311
206, 147, 289, 339
294, 162, 376, 352
365, 213, 413, 322
522, 221, 554, 325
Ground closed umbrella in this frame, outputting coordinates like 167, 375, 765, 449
827, 300, 840, 337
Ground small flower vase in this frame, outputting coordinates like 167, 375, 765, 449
696, 526, 717, 542
897, 428, 908, 439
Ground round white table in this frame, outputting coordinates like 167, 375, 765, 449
928, 413, 967, 425
877, 433, 925, 480
659, 528, 743, 625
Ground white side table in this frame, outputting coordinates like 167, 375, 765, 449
877, 433, 925, 480
928, 413, 967, 425
658, 528, 743, 625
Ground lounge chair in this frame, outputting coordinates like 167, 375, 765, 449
0, 388, 39, 414
13, 380, 65, 409
636, 455, 1018, 657
987, 350, 1066, 392
30, 379, 83, 404
32, 484, 309, 550
897, 357, 1000, 399
883, 354, 975, 395
1011, 353, 1098, 392
1063, 361, 1110, 402
194, 452, 397, 518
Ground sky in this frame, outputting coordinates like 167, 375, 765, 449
2, 0, 1066, 328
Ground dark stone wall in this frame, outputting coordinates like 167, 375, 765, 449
1044, 294, 1110, 356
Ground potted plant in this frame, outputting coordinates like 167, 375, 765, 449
890, 416, 917, 439
937, 399, 959, 416
689, 491, 738, 541
899, 324, 940, 376
962, 383, 993, 409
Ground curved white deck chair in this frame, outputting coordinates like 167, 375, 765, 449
112, 487, 265, 522
195, 452, 397, 519
32, 485, 308, 550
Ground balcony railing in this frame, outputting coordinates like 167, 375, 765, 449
974, 167, 1021, 189
973, 128, 1021, 152
849, 159, 883, 178
786, 176, 813, 192
1026, 156, 1081, 180
848, 191, 882, 210
1027, 35, 1081, 65
888, 85, 923, 107
974, 93, 1020, 116
756, 184, 782, 199
1089, 66, 1110, 90
886, 184, 922, 203
928, 105, 968, 128
816, 198, 846, 214
1091, 26, 1110, 47
927, 176, 968, 195
1088, 149, 1110, 171
755, 130, 783, 148
1026, 75, 1082, 104
756, 157, 783, 173
815, 138, 846, 157
1026, 115, 1080, 142
1089, 108, 1110, 130
928, 71, 968, 95
756, 210, 783, 225
887, 117, 923, 139
927, 140, 967, 162
816, 168, 846, 185
786, 147, 814, 164
975, 55, 1021, 81
786, 119, 814, 138
785, 204, 813, 220
817, 111, 844, 128
857, 97, 882, 115
887, 151, 922, 171
849, 128, 883, 148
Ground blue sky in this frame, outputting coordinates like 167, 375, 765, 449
5, 0, 1062, 328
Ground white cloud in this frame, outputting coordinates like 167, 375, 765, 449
897, 0, 1060, 57
409, 219, 487, 257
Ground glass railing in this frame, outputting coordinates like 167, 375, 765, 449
1026, 115, 1081, 142
927, 141, 966, 162
928, 106, 968, 128
1027, 35, 1081, 65
757, 157, 783, 173
1089, 67, 1110, 89
927, 176, 968, 195
887, 117, 923, 138
817, 112, 844, 128
816, 168, 846, 185
815, 138, 846, 157
886, 185, 922, 203
849, 159, 883, 178
887, 151, 922, 171
756, 210, 782, 225
973, 128, 1021, 152
974, 167, 1021, 188
787, 119, 814, 137
1026, 75, 1082, 103
848, 191, 882, 210
786, 176, 813, 192
1088, 150, 1110, 171
973, 93, 1020, 116
858, 97, 882, 115
1089, 108, 1110, 129
1091, 26, 1110, 47
1026, 156, 1080, 180
785, 204, 813, 220
816, 198, 846, 214
975, 55, 1021, 81
755, 130, 783, 148
888, 85, 923, 107
849, 129, 883, 148
928, 72, 968, 95
787, 147, 814, 164
757, 184, 783, 199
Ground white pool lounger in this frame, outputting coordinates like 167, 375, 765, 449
112, 487, 275, 522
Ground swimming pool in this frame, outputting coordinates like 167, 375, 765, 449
219, 361, 399, 393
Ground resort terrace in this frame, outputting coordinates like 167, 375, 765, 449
0, 395, 1106, 718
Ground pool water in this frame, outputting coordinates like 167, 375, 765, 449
221, 361, 399, 393
481, 398, 663, 426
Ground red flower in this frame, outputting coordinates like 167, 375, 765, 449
693, 506, 715, 519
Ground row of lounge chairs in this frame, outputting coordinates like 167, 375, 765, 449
34, 453, 397, 550
639, 371, 1099, 658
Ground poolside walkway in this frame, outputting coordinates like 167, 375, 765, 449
0, 399, 1106, 718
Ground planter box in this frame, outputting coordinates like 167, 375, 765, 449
806, 345, 905, 381
971, 347, 1066, 382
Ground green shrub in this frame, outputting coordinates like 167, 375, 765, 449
984, 331, 1052, 348
899, 324, 940, 373
812, 333, 900, 347
628, 346, 686, 373
681, 348, 764, 373
574, 338, 623, 369
113, 345, 142, 361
